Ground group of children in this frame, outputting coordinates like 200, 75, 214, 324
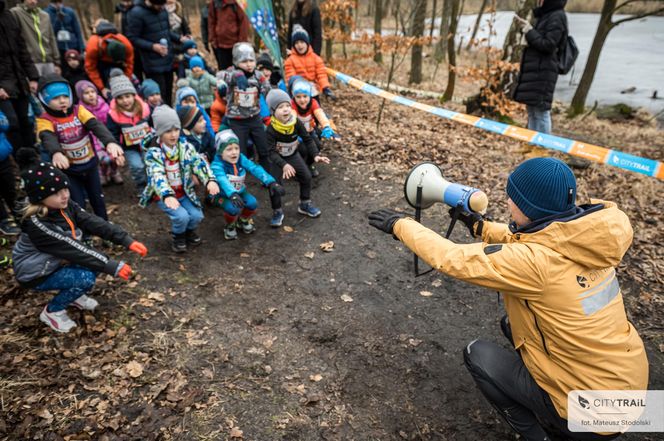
5, 26, 341, 333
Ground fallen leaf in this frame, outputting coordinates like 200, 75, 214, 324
309, 374, 323, 382
432, 279, 443, 287
340, 294, 353, 303
283, 226, 294, 233
319, 241, 335, 252
366, 250, 377, 259
304, 251, 315, 259
230, 427, 243, 438
37, 408, 53, 421
419, 290, 433, 297
240, 252, 250, 258
147, 292, 165, 302
125, 361, 143, 378
409, 338, 423, 347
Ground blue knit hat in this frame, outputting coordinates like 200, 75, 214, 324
39, 81, 72, 105
291, 24, 310, 46
175, 86, 199, 105
139, 79, 161, 98
189, 55, 205, 70
506, 157, 577, 221
291, 78, 312, 97
183, 40, 197, 51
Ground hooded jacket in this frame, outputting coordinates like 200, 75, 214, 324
126, 0, 178, 74
393, 200, 648, 421
0, 7, 40, 97
210, 152, 275, 198
11, 2, 60, 65
84, 22, 134, 91
284, 46, 329, 96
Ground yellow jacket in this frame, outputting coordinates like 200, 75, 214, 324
393, 200, 648, 419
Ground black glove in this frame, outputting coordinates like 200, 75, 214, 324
323, 87, 336, 101
448, 207, 484, 238
368, 209, 407, 235
268, 182, 285, 196
229, 193, 245, 209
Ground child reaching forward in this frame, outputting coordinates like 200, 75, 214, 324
12, 154, 147, 333
140, 106, 220, 253
210, 130, 285, 238
265, 89, 329, 220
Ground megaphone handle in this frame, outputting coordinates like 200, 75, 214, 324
445, 206, 462, 239
414, 185, 423, 275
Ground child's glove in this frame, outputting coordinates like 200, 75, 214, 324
129, 241, 148, 257
234, 71, 248, 90
229, 193, 245, 209
320, 126, 337, 140
449, 208, 485, 238
323, 88, 336, 101
117, 263, 133, 280
268, 182, 285, 196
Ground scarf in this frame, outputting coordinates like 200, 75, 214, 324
162, 143, 179, 161
166, 4, 183, 32
270, 114, 296, 135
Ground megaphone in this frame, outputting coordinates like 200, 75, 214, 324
403, 162, 488, 214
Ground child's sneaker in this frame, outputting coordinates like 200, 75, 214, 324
71, 294, 99, 311
172, 233, 187, 253
224, 223, 238, 240
298, 201, 321, 218
270, 210, 284, 228
0, 218, 20, 236
40, 306, 77, 333
185, 229, 202, 246
238, 218, 255, 234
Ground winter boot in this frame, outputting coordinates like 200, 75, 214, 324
223, 223, 238, 240
238, 218, 255, 234
185, 229, 202, 246
171, 232, 187, 253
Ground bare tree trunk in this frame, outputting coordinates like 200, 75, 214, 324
273, 0, 288, 58
466, 0, 488, 49
442, 0, 459, 101
429, 0, 438, 38
409, 0, 427, 84
98, 0, 115, 21
374, 0, 383, 63
435, 0, 451, 62
325, 18, 334, 61
502, 0, 536, 62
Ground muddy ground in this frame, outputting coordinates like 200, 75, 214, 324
1, 87, 663, 441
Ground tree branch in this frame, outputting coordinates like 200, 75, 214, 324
612, 0, 643, 14
611, 7, 664, 26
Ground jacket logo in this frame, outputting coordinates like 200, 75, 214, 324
576, 275, 589, 288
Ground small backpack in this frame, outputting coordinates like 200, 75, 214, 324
557, 24, 579, 75
100, 34, 127, 65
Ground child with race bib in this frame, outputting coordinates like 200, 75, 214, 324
106, 69, 152, 193
140, 106, 220, 253
210, 130, 285, 237
36, 74, 125, 222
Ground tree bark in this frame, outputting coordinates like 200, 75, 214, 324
273, 0, 288, 58
430, 0, 438, 38
442, 0, 460, 101
98, 0, 115, 21
374, 0, 383, 63
409, 0, 427, 84
502, 0, 537, 62
435, 0, 451, 62
466, 0, 488, 49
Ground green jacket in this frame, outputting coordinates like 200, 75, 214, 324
11, 3, 60, 65
185, 69, 217, 110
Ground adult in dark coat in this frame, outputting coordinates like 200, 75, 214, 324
45, 0, 85, 67
127, 0, 189, 105
513, 0, 567, 134
287, 0, 322, 56
0, 0, 39, 152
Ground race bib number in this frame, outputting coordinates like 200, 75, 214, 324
276, 140, 298, 157
234, 88, 258, 108
298, 114, 314, 132
227, 174, 246, 191
57, 30, 72, 42
165, 160, 183, 188
122, 122, 150, 146
62, 137, 93, 164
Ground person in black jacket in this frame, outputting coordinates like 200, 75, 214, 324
0, 0, 40, 153
513, 0, 567, 134
287, 0, 322, 56
12, 153, 148, 333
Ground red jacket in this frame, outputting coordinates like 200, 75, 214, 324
284, 47, 330, 95
85, 33, 134, 92
208, 0, 249, 49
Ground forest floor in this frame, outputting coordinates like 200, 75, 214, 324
1, 85, 663, 441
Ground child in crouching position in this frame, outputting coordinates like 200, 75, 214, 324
211, 130, 285, 238
265, 89, 329, 220
12, 156, 147, 333
140, 106, 220, 253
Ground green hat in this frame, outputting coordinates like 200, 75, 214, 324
215, 129, 239, 154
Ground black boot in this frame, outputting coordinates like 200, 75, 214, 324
171, 233, 187, 253
185, 229, 202, 246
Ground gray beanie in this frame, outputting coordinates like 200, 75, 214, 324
266, 89, 292, 114
232, 42, 256, 66
152, 105, 181, 137
109, 69, 136, 98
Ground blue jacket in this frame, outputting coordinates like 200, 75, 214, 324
45, 4, 85, 53
210, 153, 275, 198
0, 111, 13, 162
183, 130, 216, 164
126, 0, 179, 74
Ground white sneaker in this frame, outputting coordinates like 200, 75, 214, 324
40, 306, 77, 333
71, 295, 99, 311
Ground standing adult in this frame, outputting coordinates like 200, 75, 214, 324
114, 0, 143, 81
0, 0, 39, 152
11, 0, 61, 76
287, 0, 322, 56
127, 0, 189, 105
85, 19, 134, 99
208, 0, 249, 70
165, 0, 191, 39
200, 1, 210, 52
45, 0, 85, 67
513, 0, 567, 134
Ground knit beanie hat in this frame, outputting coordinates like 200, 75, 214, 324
139, 79, 161, 98
109, 69, 136, 98
216, 76, 228, 96
38, 74, 72, 105
64, 49, 80, 61
291, 78, 312, 97
215, 129, 239, 154
189, 55, 205, 70
266, 89, 291, 114
74, 80, 98, 101
256, 52, 274, 71
506, 157, 577, 221
291, 24, 310, 46
175, 86, 199, 105
152, 105, 181, 137
177, 105, 203, 131
21, 158, 70, 204
232, 42, 256, 66
183, 39, 197, 51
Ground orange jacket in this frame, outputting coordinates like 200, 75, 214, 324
84, 33, 134, 92
210, 91, 227, 132
284, 47, 329, 95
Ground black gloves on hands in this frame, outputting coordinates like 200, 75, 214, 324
449, 208, 484, 238
368, 209, 407, 235
268, 182, 285, 197
230, 193, 245, 209
323, 87, 336, 101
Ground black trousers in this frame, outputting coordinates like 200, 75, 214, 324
213, 47, 233, 70
272, 151, 312, 207
463, 316, 620, 441
0, 159, 17, 221
66, 165, 108, 221
0, 95, 33, 152
145, 70, 174, 106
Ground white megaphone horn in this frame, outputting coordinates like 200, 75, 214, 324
403, 162, 488, 214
